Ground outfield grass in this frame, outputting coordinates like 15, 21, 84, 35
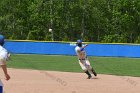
7, 54, 140, 77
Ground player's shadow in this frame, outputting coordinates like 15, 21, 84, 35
91, 77, 99, 79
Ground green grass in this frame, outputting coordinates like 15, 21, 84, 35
7, 54, 140, 77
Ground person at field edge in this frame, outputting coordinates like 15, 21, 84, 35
0, 35, 10, 81
75, 39, 97, 79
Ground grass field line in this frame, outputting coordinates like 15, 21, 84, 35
7, 54, 140, 77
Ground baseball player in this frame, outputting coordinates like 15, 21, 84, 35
0, 35, 10, 81
75, 39, 97, 79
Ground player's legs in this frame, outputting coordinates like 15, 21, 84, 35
79, 60, 92, 79
0, 58, 6, 66
0, 57, 10, 81
85, 59, 97, 76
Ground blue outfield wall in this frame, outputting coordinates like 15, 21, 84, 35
4, 41, 140, 58
4, 41, 75, 55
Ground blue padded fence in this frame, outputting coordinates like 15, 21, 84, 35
4, 41, 75, 55
4, 41, 140, 58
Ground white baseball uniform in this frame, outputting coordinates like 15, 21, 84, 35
75, 45, 92, 71
0, 45, 9, 65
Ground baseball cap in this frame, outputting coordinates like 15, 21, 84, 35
77, 39, 82, 43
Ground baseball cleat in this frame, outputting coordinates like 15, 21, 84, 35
91, 68, 97, 76
87, 75, 92, 79
93, 71, 97, 76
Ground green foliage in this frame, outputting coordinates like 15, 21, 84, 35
0, 0, 140, 43
102, 34, 127, 43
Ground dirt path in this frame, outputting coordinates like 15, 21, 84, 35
0, 68, 140, 93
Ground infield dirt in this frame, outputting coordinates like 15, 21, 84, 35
0, 68, 140, 93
